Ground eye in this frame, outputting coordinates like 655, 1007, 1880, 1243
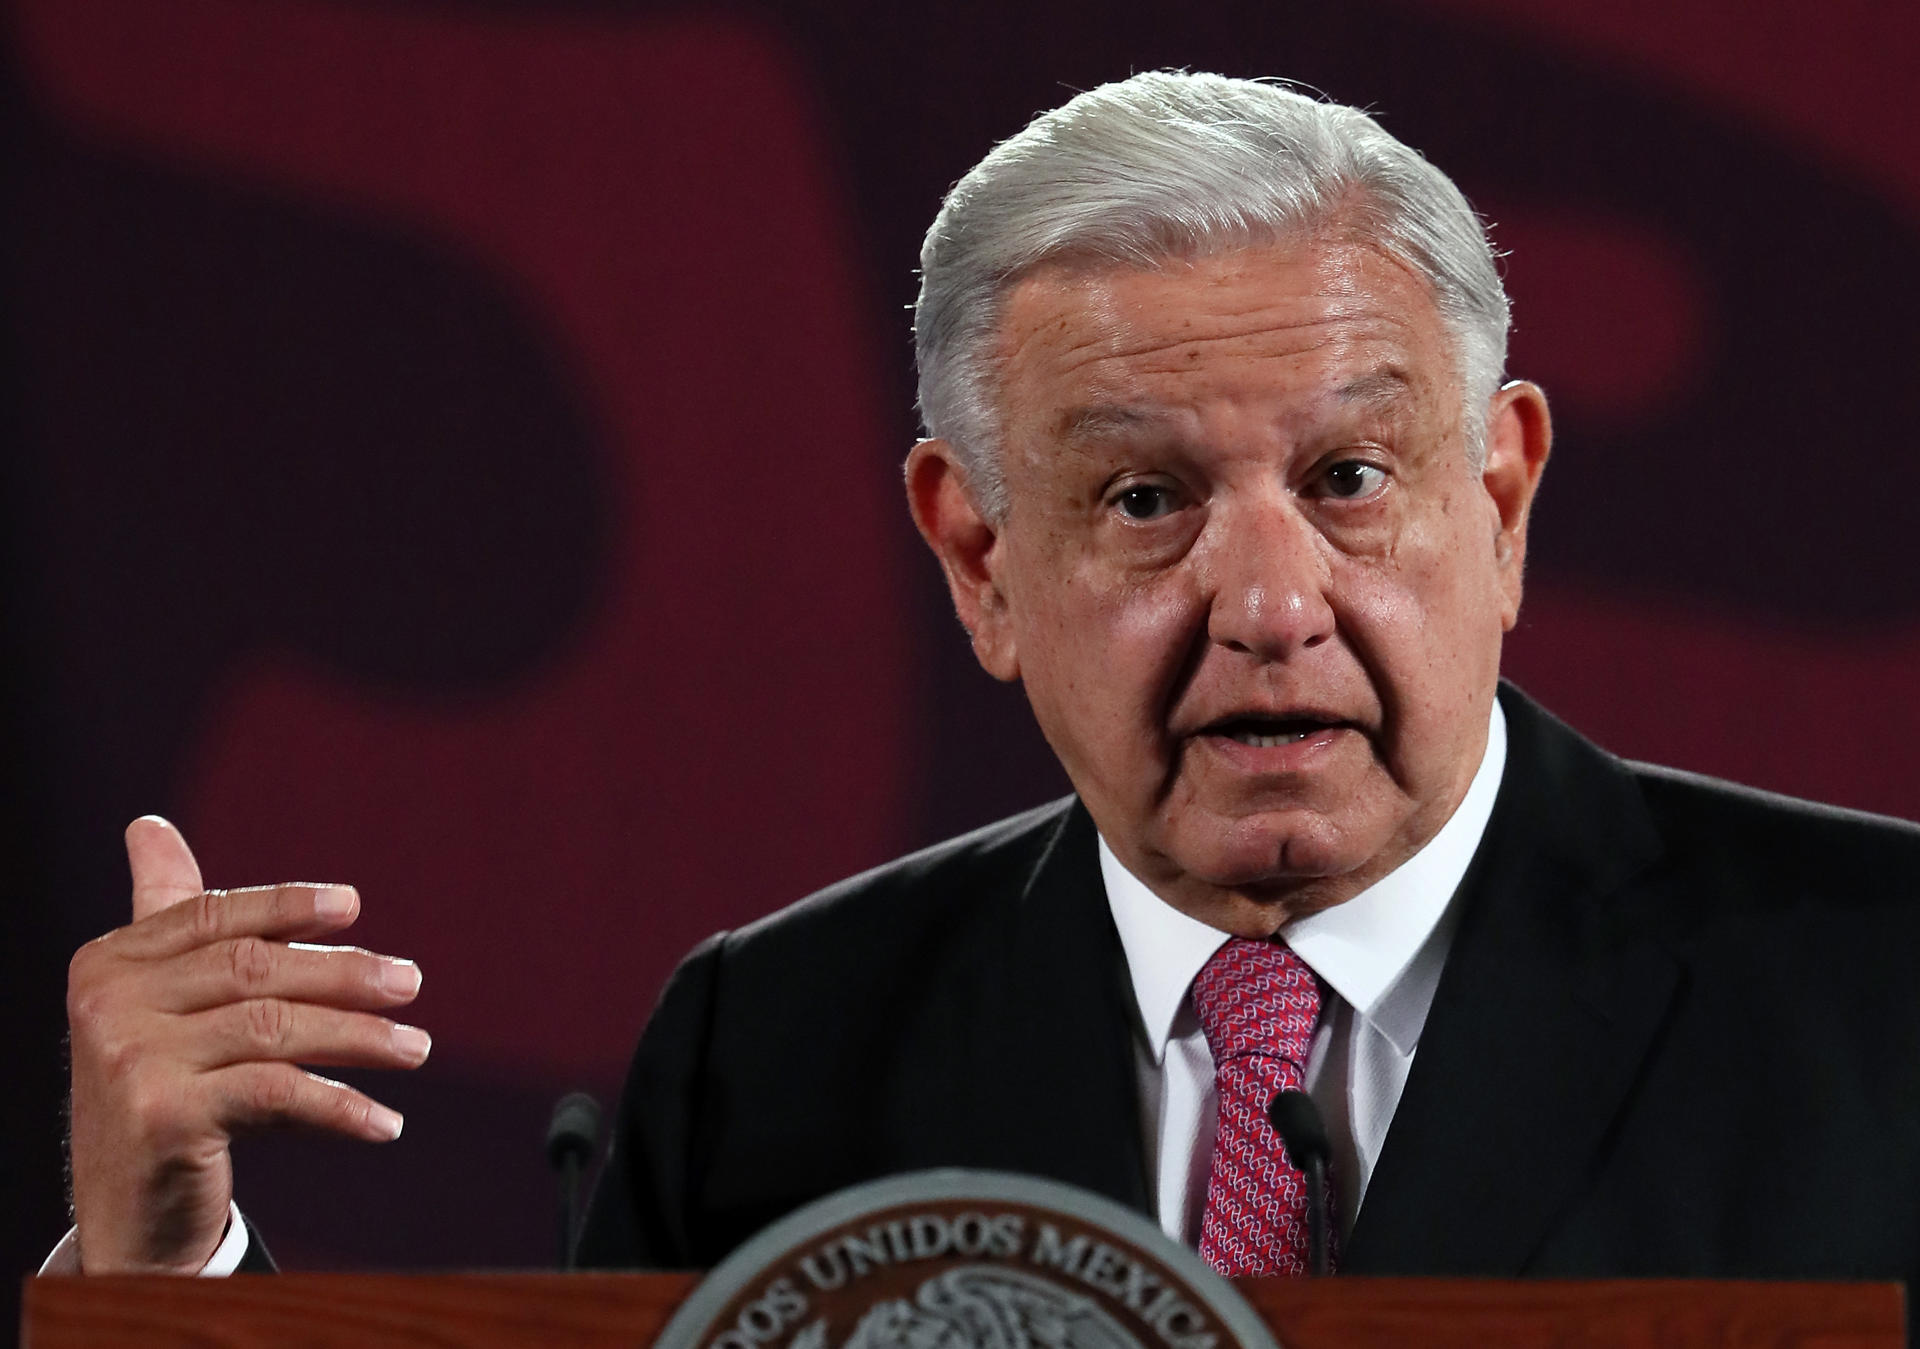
1112, 483, 1181, 521
1318, 461, 1387, 501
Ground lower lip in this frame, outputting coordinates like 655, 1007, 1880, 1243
1197, 725, 1351, 773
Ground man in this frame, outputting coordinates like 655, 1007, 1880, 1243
55, 72, 1920, 1286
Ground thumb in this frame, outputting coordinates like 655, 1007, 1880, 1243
125, 816, 207, 922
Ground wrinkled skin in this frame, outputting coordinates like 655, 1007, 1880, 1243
908, 238, 1551, 936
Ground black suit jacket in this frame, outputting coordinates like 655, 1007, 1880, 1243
577, 684, 1920, 1286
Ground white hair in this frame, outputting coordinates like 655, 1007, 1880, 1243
913, 71, 1510, 520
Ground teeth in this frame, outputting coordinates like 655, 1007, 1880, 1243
1228, 729, 1312, 747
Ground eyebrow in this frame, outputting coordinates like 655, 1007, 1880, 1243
1057, 403, 1177, 442
1333, 368, 1414, 407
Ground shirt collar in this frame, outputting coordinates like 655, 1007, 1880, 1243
1100, 698, 1508, 1064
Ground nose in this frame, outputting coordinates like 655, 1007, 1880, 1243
1204, 494, 1337, 660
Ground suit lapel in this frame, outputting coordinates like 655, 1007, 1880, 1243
961, 800, 1155, 1217
1343, 687, 1682, 1274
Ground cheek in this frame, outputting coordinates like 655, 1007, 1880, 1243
1019, 569, 1203, 728
1398, 486, 1505, 614
1108, 577, 1201, 668
1334, 510, 1506, 698
1088, 570, 1214, 723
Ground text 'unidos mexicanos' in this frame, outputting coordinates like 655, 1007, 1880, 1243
702, 1211, 1220, 1349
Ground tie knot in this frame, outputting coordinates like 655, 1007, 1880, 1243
1191, 937, 1321, 1067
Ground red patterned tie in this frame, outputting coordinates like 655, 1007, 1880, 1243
1191, 937, 1327, 1276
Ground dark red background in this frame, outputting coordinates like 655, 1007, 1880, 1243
5, 0, 1917, 1308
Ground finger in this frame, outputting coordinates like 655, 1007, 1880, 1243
208, 1061, 407, 1142
179, 999, 432, 1073
153, 939, 422, 1015
119, 883, 361, 960
126, 816, 205, 923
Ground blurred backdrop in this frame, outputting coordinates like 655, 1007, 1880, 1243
5, 0, 1919, 1306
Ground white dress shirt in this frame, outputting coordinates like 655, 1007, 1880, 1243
43, 704, 1505, 1275
1102, 700, 1507, 1243
39, 1199, 249, 1276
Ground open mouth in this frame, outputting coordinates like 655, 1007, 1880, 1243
1203, 715, 1346, 748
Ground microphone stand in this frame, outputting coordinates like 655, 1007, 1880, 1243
546, 1091, 603, 1270
1267, 1088, 1333, 1276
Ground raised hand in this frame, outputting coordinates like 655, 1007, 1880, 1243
66, 817, 428, 1273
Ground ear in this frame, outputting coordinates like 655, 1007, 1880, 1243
904, 439, 1021, 681
1481, 380, 1553, 631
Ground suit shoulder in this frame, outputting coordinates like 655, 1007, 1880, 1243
724, 795, 1079, 956
1629, 758, 1920, 848
1626, 759, 1920, 904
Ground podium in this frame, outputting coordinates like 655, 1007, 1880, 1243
21, 1273, 1905, 1347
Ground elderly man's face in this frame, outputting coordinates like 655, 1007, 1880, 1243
908, 238, 1549, 934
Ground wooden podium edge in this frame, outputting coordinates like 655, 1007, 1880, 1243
23, 1271, 1907, 1347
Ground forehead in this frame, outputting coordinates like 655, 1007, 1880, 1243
992, 241, 1456, 436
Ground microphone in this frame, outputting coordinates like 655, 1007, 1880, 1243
1267, 1088, 1333, 1276
546, 1091, 602, 1270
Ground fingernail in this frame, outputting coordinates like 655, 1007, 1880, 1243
392, 1024, 432, 1064
314, 887, 356, 920
379, 960, 422, 997
371, 1104, 405, 1141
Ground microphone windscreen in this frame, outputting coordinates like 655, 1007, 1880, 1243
1267, 1088, 1331, 1167
546, 1090, 603, 1169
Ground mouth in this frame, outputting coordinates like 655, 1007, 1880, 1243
1200, 714, 1352, 748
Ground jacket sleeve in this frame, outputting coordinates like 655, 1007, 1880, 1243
236, 1214, 276, 1272
573, 931, 727, 1270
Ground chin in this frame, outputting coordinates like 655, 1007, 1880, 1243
1174, 810, 1365, 891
